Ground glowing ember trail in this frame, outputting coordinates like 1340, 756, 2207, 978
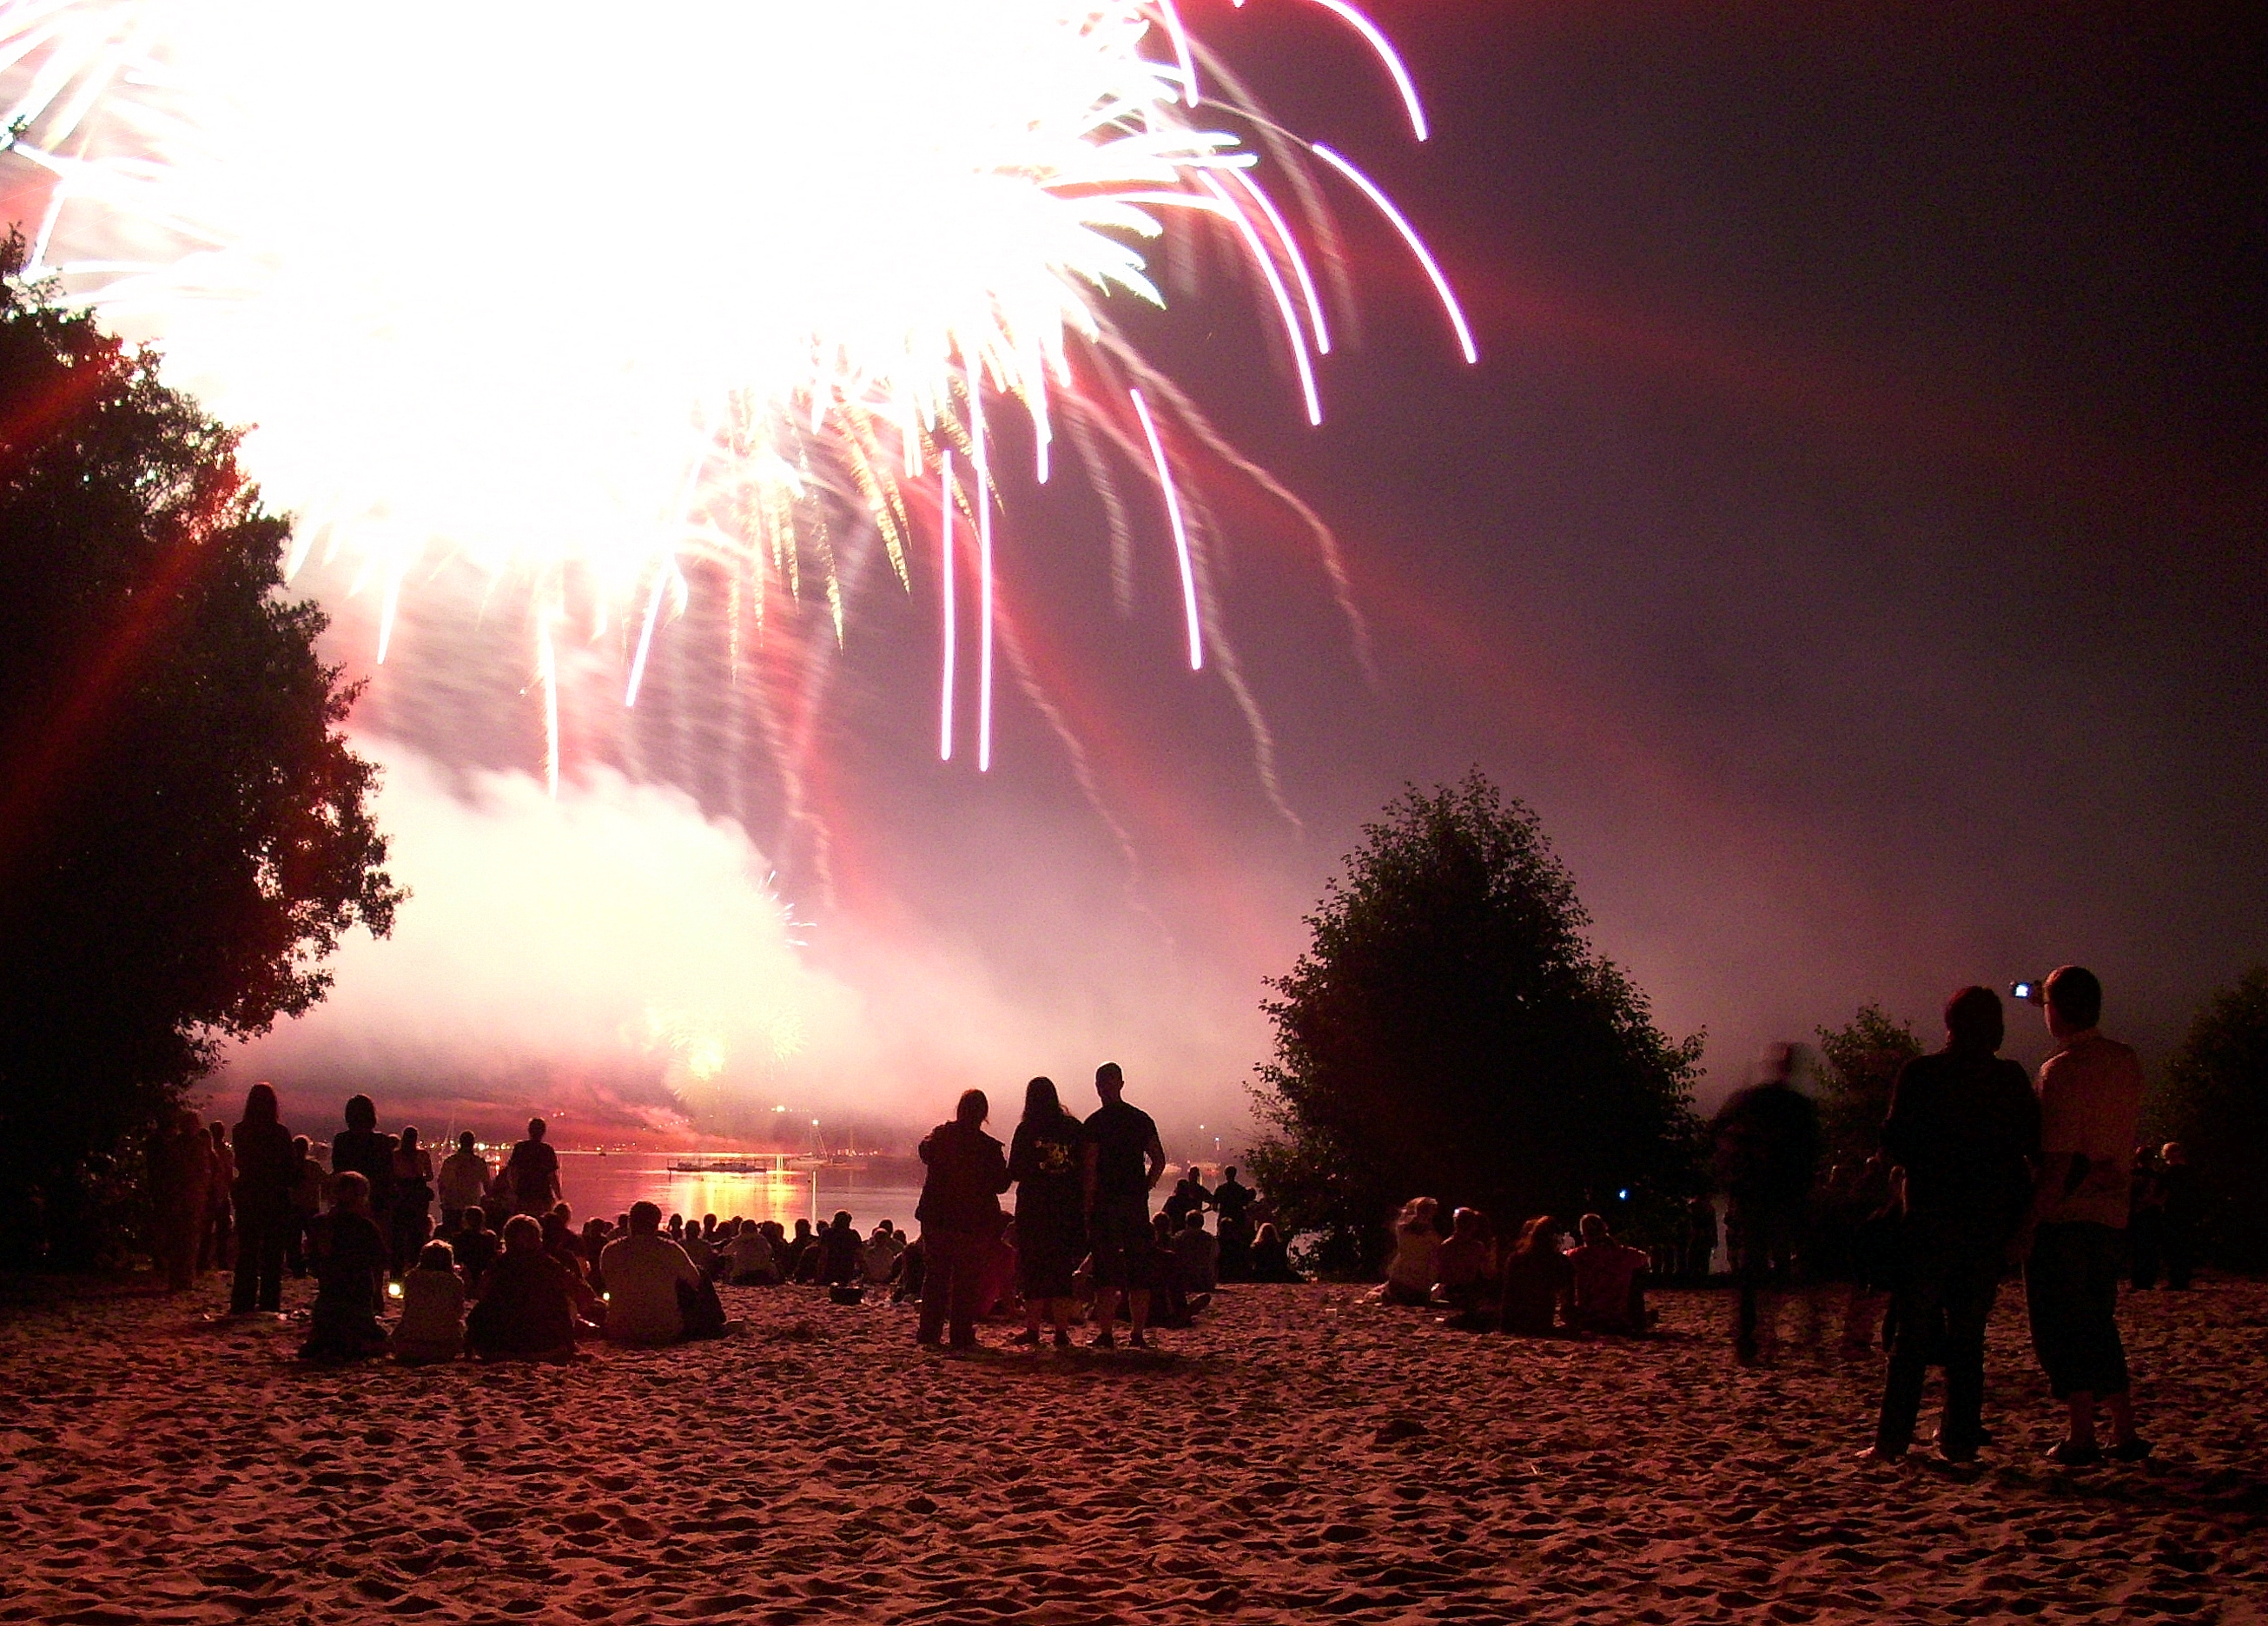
0, 0, 1476, 783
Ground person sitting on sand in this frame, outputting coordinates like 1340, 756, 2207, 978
1174, 1208, 1221, 1297
467, 1215, 584, 1361
598, 1201, 704, 1346
1382, 1197, 1444, 1306
728, 1220, 780, 1286
301, 1171, 390, 1362
391, 1239, 466, 1365
862, 1221, 905, 1286
779, 1218, 817, 1282
1569, 1214, 1652, 1334
1148, 1210, 1205, 1326
1249, 1222, 1300, 1283
679, 1221, 717, 1280
816, 1211, 863, 1286
447, 1207, 499, 1287
1498, 1215, 1574, 1337
1435, 1206, 1497, 1315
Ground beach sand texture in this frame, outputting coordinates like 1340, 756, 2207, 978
2, 1275, 2263, 1624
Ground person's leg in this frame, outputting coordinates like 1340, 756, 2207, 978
257, 1214, 288, 1312
916, 1236, 950, 1345
228, 1212, 261, 1313
1127, 1288, 1152, 1341
947, 1235, 984, 1347
1935, 1251, 2000, 1457
1874, 1253, 1947, 1456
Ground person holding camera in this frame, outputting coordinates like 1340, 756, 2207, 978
2022, 965, 2151, 1466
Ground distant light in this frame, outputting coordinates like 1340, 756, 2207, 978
386, 1281, 403, 1299
1617, 1189, 1630, 1201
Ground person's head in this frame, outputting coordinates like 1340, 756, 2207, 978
2043, 964, 2103, 1039
550, 1201, 571, 1226
208, 1120, 228, 1145
502, 1214, 543, 1254
458, 1131, 476, 1153
794, 1218, 811, 1237
1095, 1061, 1124, 1103
1151, 1212, 1175, 1241
955, 1088, 988, 1128
628, 1200, 662, 1235
400, 1125, 420, 1153
462, 1206, 487, 1232
333, 1170, 371, 1214
1222, 1167, 1237, 1184
1397, 1196, 1439, 1231
175, 1105, 202, 1135
667, 1212, 684, 1234
832, 1210, 853, 1232
418, 1239, 454, 1272
1944, 984, 2005, 1054
345, 1094, 376, 1131
2133, 1143, 2157, 1167
1578, 1213, 1609, 1245
526, 1116, 547, 1142
241, 1081, 281, 1128
2161, 1140, 2187, 1167
1514, 1214, 1554, 1255
1451, 1206, 1484, 1238
1182, 1209, 1207, 1233
1022, 1076, 1061, 1120
1255, 1222, 1280, 1246
291, 1134, 310, 1159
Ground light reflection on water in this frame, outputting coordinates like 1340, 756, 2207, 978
552, 1153, 922, 1231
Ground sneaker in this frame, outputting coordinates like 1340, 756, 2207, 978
2106, 1437, 2153, 1463
1089, 1329, 1115, 1350
2045, 1439, 2104, 1467
1053, 1330, 1073, 1350
1127, 1329, 1147, 1350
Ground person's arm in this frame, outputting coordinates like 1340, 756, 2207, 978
1143, 1130, 1166, 1193
1081, 1139, 1098, 1213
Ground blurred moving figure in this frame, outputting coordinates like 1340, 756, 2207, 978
1711, 1042, 1822, 1365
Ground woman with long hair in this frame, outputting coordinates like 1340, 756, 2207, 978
1498, 1214, 1574, 1336
1381, 1196, 1443, 1305
228, 1082, 296, 1314
913, 1087, 1010, 1350
1007, 1076, 1088, 1349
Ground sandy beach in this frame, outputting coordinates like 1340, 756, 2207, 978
3, 1272, 2263, 1625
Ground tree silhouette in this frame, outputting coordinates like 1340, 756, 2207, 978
2154, 966, 2268, 1269
1815, 1002, 1924, 1171
1246, 772, 1702, 1270
0, 240, 401, 1264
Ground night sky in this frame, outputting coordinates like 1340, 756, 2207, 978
20, 2, 2261, 1145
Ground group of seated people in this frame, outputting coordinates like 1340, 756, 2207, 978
1379, 1197, 1655, 1336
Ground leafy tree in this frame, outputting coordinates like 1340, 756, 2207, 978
0, 239, 401, 1265
1246, 771, 1703, 1272
2154, 967, 2268, 1269
1814, 1002, 1924, 1171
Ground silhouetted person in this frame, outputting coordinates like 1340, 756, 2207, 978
2126, 1144, 2166, 1289
301, 1171, 388, 1361
2157, 1142, 2197, 1290
1435, 1206, 1496, 1314
505, 1117, 560, 1216
816, 1211, 863, 1286
1174, 1208, 1220, 1298
1249, 1222, 1299, 1282
198, 1120, 235, 1273
391, 1239, 466, 1365
1570, 1213, 1651, 1333
1383, 1197, 1443, 1306
1711, 1042, 1822, 1365
330, 1094, 397, 1238
1863, 987, 2041, 1464
1083, 1062, 1167, 1349
1498, 1215, 1573, 1336
467, 1214, 580, 1361
780, 1217, 816, 1281
438, 1131, 491, 1216
1212, 1167, 1255, 1281
728, 1220, 779, 1284
285, 1136, 323, 1277
148, 1106, 211, 1292
389, 1125, 435, 1275
2024, 966, 2150, 1464
599, 1201, 703, 1345
915, 1089, 1010, 1350
1008, 1076, 1087, 1349
228, 1082, 296, 1315
450, 1206, 499, 1287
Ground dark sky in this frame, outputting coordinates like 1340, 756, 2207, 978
103, 0, 2268, 1140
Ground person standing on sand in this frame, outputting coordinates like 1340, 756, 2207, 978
915, 1089, 1011, 1350
198, 1120, 235, 1274
1710, 1043, 1822, 1365
1862, 986, 2040, 1464
330, 1094, 397, 1240
1683, 1194, 1719, 1284
1083, 1061, 1167, 1350
228, 1083, 297, 1315
147, 1106, 211, 1292
1008, 1076, 1088, 1350
438, 1132, 490, 1220
505, 1118, 561, 1216
2023, 966, 2152, 1466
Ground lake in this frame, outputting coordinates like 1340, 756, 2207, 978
550, 1151, 923, 1231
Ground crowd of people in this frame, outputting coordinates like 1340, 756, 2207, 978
151, 1064, 1298, 1363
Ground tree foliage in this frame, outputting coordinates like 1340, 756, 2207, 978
1815, 1002, 1924, 1171
1246, 772, 1703, 1271
0, 240, 402, 1263
2154, 966, 2268, 1270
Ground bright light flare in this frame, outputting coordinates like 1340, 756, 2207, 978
1, 0, 1475, 783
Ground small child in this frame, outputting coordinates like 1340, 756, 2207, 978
390, 1239, 466, 1365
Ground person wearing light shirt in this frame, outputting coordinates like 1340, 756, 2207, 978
598, 1201, 703, 1345
437, 1133, 492, 1215
2023, 965, 2150, 1466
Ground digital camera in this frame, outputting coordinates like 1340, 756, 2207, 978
2010, 979, 2046, 1006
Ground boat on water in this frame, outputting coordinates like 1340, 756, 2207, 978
666, 1154, 798, 1176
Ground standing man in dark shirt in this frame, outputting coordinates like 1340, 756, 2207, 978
329, 1094, 397, 1241
1084, 1062, 1166, 1350
1863, 986, 2041, 1464
506, 1117, 562, 1216
1710, 1043, 1822, 1365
